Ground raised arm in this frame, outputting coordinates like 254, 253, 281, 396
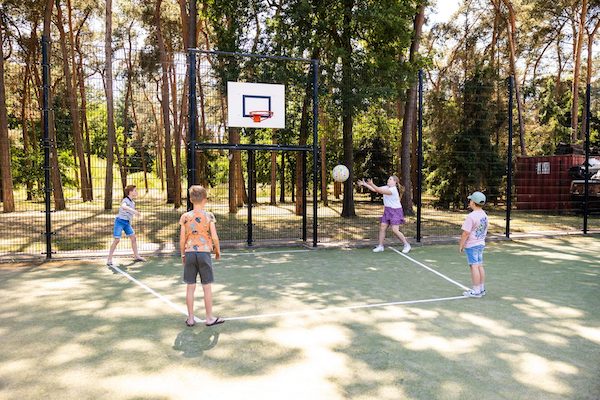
121, 201, 140, 216
362, 179, 392, 195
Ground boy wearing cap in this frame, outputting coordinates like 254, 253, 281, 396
459, 191, 488, 298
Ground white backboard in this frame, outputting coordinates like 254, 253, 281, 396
227, 82, 285, 128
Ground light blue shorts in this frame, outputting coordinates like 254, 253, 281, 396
464, 245, 484, 266
113, 217, 134, 238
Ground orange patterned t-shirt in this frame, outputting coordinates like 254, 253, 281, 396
179, 209, 216, 253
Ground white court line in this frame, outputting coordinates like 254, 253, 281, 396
108, 264, 467, 323
221, 249, 312, 257
224, 296, 468, 321
110, 264, 205, 323
389, 247, 470, 291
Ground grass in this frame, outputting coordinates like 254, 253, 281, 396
0, 236, 598, 399
1, 190, 597, 256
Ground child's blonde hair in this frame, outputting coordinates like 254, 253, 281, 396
390, 175, 405, 199
189, 185, 207, 204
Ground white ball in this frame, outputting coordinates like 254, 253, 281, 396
332, 164, 350, 183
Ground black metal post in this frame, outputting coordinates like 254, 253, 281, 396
506, 76, 514, 238
302, 151, 307, 242
416, 69, 423, 243
186, 0, 197, 211
247, 150, 254, 246
312, 60, 319, 247
42, 35, 52, 259
584, 84, 591, 234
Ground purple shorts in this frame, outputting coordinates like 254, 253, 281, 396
380, 207, 405, 225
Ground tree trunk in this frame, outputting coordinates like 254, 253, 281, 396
581, 19, 599, 138
40, 7, 66, 210
228, 128, 240, 213
399, 3, 425, 215
168, 59, 182, 208
0, 23, 15, 212
144, 86, 164, 191
501, 0, 527, 156
104, 0, 117, 209
279, 152, 285, 203
22, 62, 34, 200
270, 138, 277, 205
340, 0, 355, 218
571, 0, 588, 141
320, 107, 328, 206
295, 48, 319, 215
56, 0, 92, 201
131, 90, 149, 193
156, 0, 175, 204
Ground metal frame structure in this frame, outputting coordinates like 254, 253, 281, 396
187, 49, 319, 247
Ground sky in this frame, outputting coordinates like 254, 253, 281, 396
426, 0, 462, 27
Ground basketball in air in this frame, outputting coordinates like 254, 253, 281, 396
332, 164, 350, 183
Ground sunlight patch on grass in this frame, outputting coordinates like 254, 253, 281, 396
498, 352, 578, 396
571, 324, 600, 345
459, 313, 526, 337
0, 359, 36, 375
523, 298, 584, 319
46, 343, 95, 366
378, 321, 486, 356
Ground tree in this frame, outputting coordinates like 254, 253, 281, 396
571, 0, 588, 141
399, 2, 425, 214
498, 0, 527, 156
104, 0, 117, 209
55, 0, 92, 201
0, 11, 15, 212
43, 0, 66, 210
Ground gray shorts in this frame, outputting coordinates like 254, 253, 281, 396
183, 252, 214, 284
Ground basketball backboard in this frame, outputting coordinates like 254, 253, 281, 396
227, 82, 285, 128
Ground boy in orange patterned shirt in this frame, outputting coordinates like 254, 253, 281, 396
179, 185, 223, 327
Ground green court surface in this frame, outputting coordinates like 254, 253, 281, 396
1, 236, 599, 400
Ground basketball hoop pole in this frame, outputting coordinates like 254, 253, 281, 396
187, 0, 197, 211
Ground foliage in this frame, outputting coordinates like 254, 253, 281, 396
426, 68, 504, 209
354, 109, 398, 200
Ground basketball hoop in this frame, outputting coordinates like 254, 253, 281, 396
248, 110, 273, 123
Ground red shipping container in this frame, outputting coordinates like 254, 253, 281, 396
515, 155, 585, 210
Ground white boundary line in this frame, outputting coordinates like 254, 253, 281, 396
224, 296, 468, 321
389, 246, 470, 290
110, 265, 205, 323
109, 264, 468, 323
221, 249, 312, 257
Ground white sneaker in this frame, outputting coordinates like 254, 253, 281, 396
462, 289, 482, 298
402, 244, 411, 254
372, 245, 384, 252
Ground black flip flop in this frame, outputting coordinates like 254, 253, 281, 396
205, 317, 225, 326
185, 320, 195, 327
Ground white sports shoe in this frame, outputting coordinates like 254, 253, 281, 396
402, 244, 411, 254
372, 245, 384, 252
463, 289, 482, 298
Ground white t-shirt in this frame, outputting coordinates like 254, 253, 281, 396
117, 197, 136, 221
383, 186, 402, 209
461, 209, 488, 248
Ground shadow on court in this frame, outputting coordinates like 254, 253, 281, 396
0, 236, 598, 399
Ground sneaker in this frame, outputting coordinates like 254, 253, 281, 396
372, 245, 384, 253
462, 289, 482, 298
402, 244, 411, 254
480, 289, 486, 296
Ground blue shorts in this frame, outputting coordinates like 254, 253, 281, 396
113, 217, 134, 238
464, 245, 484, 265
